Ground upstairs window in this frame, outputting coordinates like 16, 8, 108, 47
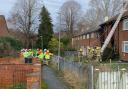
91, 33, 94, 38
83, 35, 86, 39
96, 33, 100, 38
123, 19, 128, 30
122, 41, 128, 53
77, 37, 79, 40
81, 36, 83, 40
87, 34, 89, 39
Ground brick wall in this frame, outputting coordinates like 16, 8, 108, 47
0, 58, 41, 89
0, 57, 21, 64
102, 20, 128, 61
72, 37, 100, 49
0, 64, 33, 87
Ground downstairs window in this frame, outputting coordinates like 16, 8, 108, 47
122, 41, 128, 53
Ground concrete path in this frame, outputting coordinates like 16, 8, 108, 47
42, 66, 68, 89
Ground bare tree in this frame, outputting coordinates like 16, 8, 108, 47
85, 0, 123, 28
76, 17, 89, 33
9, 0, 39, 48
59, 0, 82, 38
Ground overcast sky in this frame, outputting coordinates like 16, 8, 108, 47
43, 0, 90, 24
0, 0, 90, 24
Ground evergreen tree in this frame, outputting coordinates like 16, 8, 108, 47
36, 6, 53, 49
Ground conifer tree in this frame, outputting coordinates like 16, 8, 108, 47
37, 6, 53, 49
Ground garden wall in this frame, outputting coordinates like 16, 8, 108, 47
0, 58, 41, 89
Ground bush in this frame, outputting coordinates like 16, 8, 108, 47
0, 36, 23, 50
102, 47, 119, 62
60, 37, 70, 49
48, 37, 64, 54
8, 83, 26, 89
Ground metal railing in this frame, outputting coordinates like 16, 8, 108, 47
52, 55, 128, 89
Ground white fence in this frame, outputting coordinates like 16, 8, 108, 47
52, 55, 128, 89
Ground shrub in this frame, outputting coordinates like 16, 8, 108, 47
102, 47, 119, 62
0, 36, 23, 50
8, 83, 26, 89
48, 37, 64, 54
60, 37, 70, 49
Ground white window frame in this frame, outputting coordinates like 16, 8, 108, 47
81, 36, 82, 40
96, 33, 100, 38
91, 33, 94, 38
122, 41, 128, 53
123, 19, 128, 30
83, 35, 86, 39
78, 36, 80, 40
87, 34, 89, 39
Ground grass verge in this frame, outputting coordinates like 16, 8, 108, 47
41, 80, 48, 89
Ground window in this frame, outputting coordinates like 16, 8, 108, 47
80, 36, 82, 40
87, 34, 89, 39
81, 36, 83, 39
123, 19, 128, 30
91, 33, 94, 38
83, 35, 86, 39
122, 41, 128, 53
96, 33, 100, 38
78, 37, 79, 40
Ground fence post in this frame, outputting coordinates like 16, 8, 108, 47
88, 65, 94, 89
117, 66, 120, 89
91, 65, 94, 89
64, 59, 65, 71
58, 56, 60, 70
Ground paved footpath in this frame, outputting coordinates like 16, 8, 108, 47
42, 66, 68, 89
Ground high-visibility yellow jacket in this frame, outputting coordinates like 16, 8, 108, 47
38, 53, 44, 61
38, 53, 44, 59
45, 54, 50, 60
23, 51, 29, 58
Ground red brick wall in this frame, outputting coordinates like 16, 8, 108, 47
0, 64, 33, 88
118, 20, 128, 61
72, 33, 101, 49
0, 57, 20, 64
0, 64, 41, 89
102, 19, 128, 61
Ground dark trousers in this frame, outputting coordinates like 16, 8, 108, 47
25, 58, 32, 63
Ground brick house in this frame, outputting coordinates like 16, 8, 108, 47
0, 15, 25, 40
72, 11, 128, 61
72, 26, 101, 55
0, 15, 9, 37
99, 11, 128, 61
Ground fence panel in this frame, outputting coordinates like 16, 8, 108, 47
93, 64, 128, 89
52, 56, 128, 89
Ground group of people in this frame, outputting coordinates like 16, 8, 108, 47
21, 48, 52, 65
87, 46, 101, 62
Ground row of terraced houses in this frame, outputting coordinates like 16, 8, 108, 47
72, 11, 128, 61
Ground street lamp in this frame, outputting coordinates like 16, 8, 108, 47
57, 12, 61, 70
40, 35, 43, 50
